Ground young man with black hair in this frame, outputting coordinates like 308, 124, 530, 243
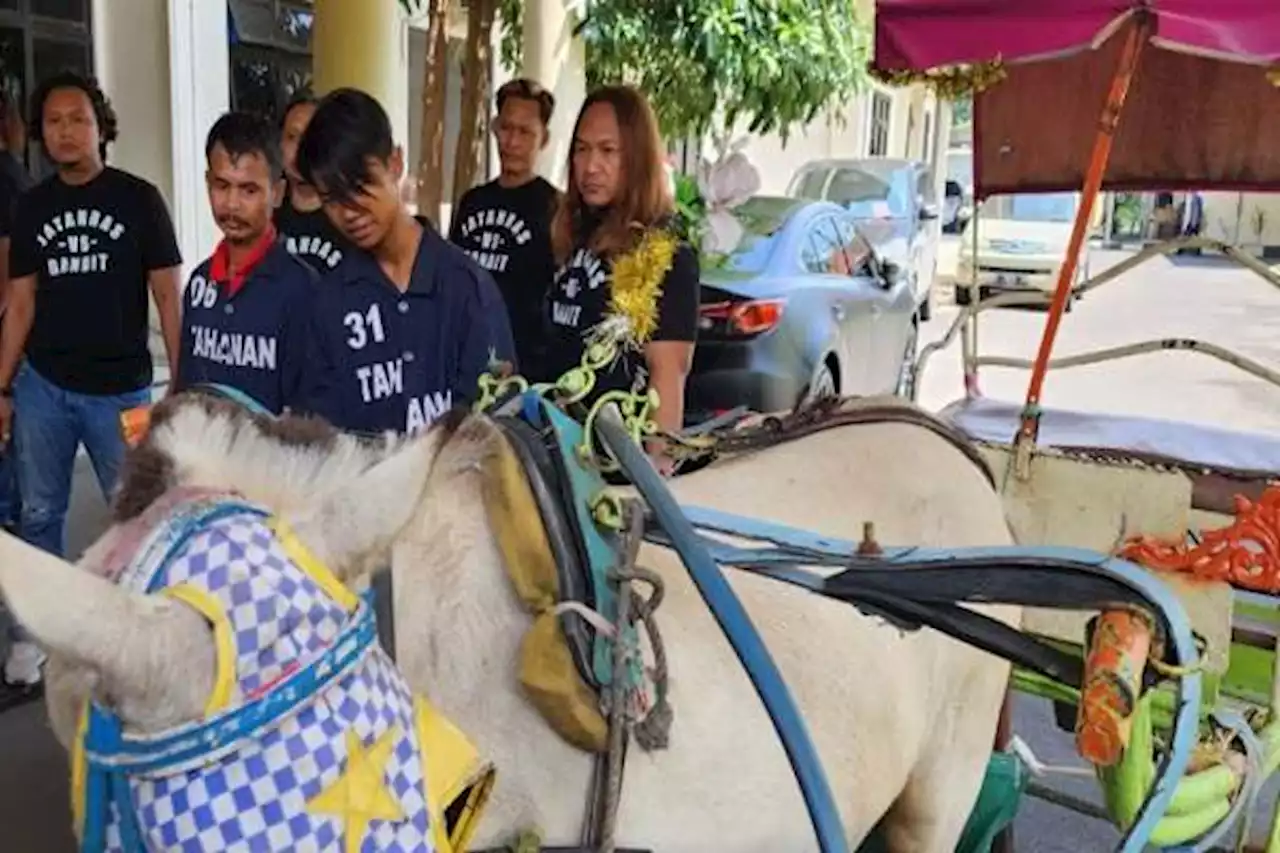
449, 78, 560, 380
294, 86, 514, 436
274, 92, 351, 274
173, 110, 318, 413
0, 72, 183, 692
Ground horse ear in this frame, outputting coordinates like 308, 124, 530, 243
0, 531, 214, 726
286, 417, 460, 585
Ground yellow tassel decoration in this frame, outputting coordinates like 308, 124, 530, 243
606, 228, 679, 345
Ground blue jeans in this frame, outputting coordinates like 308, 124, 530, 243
12, 363, 151, 559
0, 441, 18, 527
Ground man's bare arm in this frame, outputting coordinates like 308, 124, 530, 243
0, 273, 35, 388
148, 264, 183, 383
645, 339, 695, 437
0, 237, 10, 316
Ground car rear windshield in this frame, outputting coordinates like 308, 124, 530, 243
986, 192, 1078, 223
827, 167, 910, 218
711, 197, 805, 275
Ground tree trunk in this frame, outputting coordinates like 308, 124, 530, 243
415, 0, 452, 227
451, 0, 496, 208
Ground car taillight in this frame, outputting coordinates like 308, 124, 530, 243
699, 298, 786, 336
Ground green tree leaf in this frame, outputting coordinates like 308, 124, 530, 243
401, 0, 869, 142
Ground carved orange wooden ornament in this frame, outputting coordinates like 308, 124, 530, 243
1120, 486, 1280, 593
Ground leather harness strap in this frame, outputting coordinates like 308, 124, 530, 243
698, 398, 997, 489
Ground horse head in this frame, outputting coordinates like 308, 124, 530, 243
0, 392, 467, 745
0, 392, 509, 849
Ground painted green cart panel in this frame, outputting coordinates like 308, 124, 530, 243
858, 753, 1028, 853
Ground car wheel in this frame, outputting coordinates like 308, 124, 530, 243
896, 321, 920, 399
804, 360, 839, 405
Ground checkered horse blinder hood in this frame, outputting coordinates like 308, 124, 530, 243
72, 489, 494, 853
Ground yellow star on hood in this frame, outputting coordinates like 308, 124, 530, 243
308, 725, 405, 853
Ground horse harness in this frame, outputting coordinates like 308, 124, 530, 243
73, 486, 494, 853
678, 395, 997, 489
473, 394, 1009, 850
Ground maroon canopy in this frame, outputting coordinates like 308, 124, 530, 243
874, 1, 1280, 72
873, 1, 1280, 195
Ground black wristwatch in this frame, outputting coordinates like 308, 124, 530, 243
0, 386, 12, 399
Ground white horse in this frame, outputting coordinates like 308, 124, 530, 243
0, 394, 1021, 852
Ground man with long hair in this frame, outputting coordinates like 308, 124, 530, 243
293, 87, 513, 435
275, 92, 351, 274
172, 111, 317, 413
0, 72, 183, 693
449, 78, 559, 380
544, 84, 700, 474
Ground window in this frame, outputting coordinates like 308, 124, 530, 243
231, 52, 278, 119
827, 168, 893, 207
916, 167, 937, 208
229, 0, 314, 122
986, 192, 1079, 223
30, 0, 85, 22
33, 36, 87, 83
792, 167, 830, 200
0, 26, 23, 103
714, 196, 807, 275
802, 216, 849, 275
0, 1, 93, 180
868, 91, 891, 157
833, 217, 875, 276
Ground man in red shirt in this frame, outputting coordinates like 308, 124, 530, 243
173, 111, 317, 413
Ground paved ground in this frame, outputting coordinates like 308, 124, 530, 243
2, 244, 1279, 849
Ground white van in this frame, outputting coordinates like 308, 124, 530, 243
955, 192, 1092, 306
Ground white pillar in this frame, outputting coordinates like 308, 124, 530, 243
932, 98, 952, 199
166, 0, 230, 280
522, 0, 586, 189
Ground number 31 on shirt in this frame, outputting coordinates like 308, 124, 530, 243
344, 303, 387, 350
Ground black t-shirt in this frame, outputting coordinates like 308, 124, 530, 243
448, 176, 558, 378
274, 195, 352, 275
542, 216, 700, 398
9, 166, 182, 395
0, 150, 31, 240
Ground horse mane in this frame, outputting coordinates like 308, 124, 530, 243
113, 394, 405, 522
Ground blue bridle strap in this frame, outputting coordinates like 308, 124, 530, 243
78, 592, 379, 852
189, 382, 274, 418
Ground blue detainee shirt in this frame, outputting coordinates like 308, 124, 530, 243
299, 223, 515, 434
175, 240, 318, 414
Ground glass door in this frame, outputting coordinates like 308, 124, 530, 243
0, 0, 94, 179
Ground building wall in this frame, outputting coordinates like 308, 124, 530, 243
92, 0, 944, 273
728, 83, 944, 196
1202, 192, 1280, 255
93, 0, 174, 205
94, 0, 231, 282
